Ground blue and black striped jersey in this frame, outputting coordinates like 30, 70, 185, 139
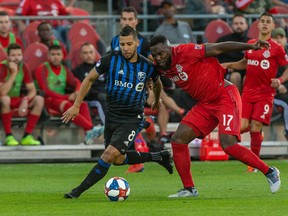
110, 32, 151, 58
95, 51, 158, 123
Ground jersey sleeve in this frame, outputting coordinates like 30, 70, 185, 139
276, 46, 288, 67
95, 53, 112, 75
23, 63, 33, 84
16, 0, 30, 15
0, 64, 7, 82
181, 43, 205, 60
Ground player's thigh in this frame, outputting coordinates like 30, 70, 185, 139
251, 99, 273, 125
10, 97, 22, 109
242, 100, 253, 121
181, 104, 218, 140
217, 85, 242, 141
105, 120, 144, 155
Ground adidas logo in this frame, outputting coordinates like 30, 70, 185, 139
118, 70, 124, 75
224, 126, 231, 131
124, 141, 129, 146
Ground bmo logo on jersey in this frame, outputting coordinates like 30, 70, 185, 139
114, 80, 145, 92
169, 64, 188, 82
260, 60, 270, 69
247, 59, 270, 69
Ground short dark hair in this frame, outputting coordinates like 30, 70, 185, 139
7, 43, 22, 55
37, 21, 52, 31
150, 35, 168, 47
49, 45, 62, 52
232, 14, 246, 21
0, 11, 9, 16
119, 25, 138, 40
259, 12, 274, 21
160, 1, 174, 8
121, 6, 138, 18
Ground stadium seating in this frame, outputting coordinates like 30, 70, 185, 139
0, 0, 20, 10
67, 22, 107, 55
247, 20, 259, 39
23, 21, 41, 47
274, 6, 288, 22
66, 7, 90, 24
68, 42, 101, 69
23, 42, 48, 75
204, 19, 233, 43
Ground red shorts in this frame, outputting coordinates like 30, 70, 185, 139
10, 97, 32, 109
242, 97, 273, 125
181, 85, 242, 141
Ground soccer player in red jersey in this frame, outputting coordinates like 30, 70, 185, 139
0, 43, 44, 145
223, 13, 288, 172
34, 45, 101, 144
150, 33, 281, 197
0, 11, 23, 51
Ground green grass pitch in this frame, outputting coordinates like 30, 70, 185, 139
0, 160, 286, 216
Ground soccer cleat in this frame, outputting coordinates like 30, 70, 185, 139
168, 188, 198, 198
157, 150, 173, 174
247, 166, 258, 173
64, 189, 80, 199
20, 135, 41, 145
5, 135, 19, 146
126, 164, 145, 173
85, 125, 104, 145
266, 167, 281, 193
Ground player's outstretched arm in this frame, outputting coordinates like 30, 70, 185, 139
61, 67, 99, 123
222, 58, 248, 71
151, 77, 163, 111
205, 40, 270, 57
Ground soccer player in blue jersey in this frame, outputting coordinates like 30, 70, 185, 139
62, 26, 173, 199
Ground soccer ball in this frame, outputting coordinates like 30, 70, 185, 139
104, 177, 130, 201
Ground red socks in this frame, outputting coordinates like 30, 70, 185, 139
224, 144, 269, 174
25, 114, 40, 134
250, 132, 263, 156
1, 112, 12, 134
171, 143, 194, 188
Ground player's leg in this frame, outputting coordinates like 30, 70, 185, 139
64, 145, 121, 199
168, 104, 217, 198
219, 85, 280, 193
250, 119, 264, 157
21, 95, 44, 145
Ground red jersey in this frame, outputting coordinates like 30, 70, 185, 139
243, 38, 288, 101
0, 33, 23, 50
157, 43, 226, 102
34, 62, 80, 99
16, 0, 68, 26
0, 62, 32, 84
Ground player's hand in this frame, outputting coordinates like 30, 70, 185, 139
61, 105, 80, 123
252, 40, 270, 50
151, 99, 162, 111
18, 97, 29, 117
8, 62, 18, 74
271, 78, 282, 88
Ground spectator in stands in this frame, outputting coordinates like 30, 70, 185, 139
223, 13, 288, 172
217, 14, 250, 93
271, 27, 288, 140
0, 43, 44, 146
34, 45, 102, 144
154, 1, 195, 44
0, 11, 23, 51
72, 42, 106, 125
37, 22, 67, 60
234, 0, 277, 14
16, 0, 70, 44
111, 6, 150, 57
